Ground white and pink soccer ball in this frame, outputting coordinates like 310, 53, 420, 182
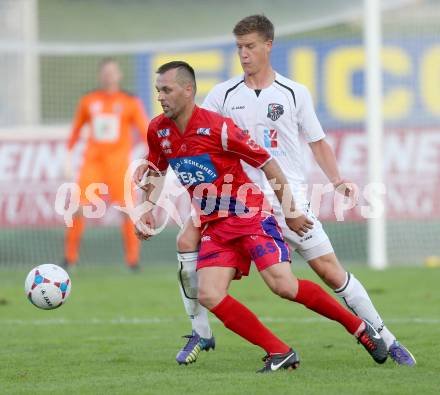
25, 264, 71, 310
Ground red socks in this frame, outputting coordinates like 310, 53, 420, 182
209, 280, 363, 355
211, 295, 290, 354
295, 279, 363, 335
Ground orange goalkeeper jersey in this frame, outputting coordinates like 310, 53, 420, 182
67, 90, 149, 160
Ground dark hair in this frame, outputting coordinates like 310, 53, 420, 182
233, 14, 274, 41
156, 61, 197, 94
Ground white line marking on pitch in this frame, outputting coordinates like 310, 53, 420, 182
0, 317, 439, 326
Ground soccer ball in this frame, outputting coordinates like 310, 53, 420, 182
25, 264, 71, 310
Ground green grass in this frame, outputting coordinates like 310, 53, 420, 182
1, 265, 439, 394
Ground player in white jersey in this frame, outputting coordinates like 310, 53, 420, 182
203, 72, 326, 252
173, 15, 416, 366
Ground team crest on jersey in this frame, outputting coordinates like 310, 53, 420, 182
263, 129, 278, 148
160, 139, 171, 149
160, 139, 172, 154
267, 103, 284, 121
196, 127, 210, 136
157, 128, 170, 138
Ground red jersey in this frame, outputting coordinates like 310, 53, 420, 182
147, 106, 272, 224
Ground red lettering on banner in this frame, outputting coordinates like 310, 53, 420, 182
0, 131, 439, 226
304, 128, 440, 221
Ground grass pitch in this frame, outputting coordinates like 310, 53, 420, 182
0, 264, 439, 394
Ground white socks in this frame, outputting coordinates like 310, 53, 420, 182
377, 326, 396, 349
177, 251, 212, 339
335, 272, 396, 348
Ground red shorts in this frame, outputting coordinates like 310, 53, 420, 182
197, 214, 291, 279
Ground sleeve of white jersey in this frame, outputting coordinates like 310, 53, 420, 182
298, 86, 326, 143
201, 85, 223, 113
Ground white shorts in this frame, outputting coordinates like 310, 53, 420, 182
273, 201, 334, 261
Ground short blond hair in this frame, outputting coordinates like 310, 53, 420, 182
233, 15, 274, 41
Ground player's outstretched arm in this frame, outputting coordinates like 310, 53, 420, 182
309, 138, 357, 201
261, 159, 313, 237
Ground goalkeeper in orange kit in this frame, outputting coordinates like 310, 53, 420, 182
63, 58, 149, 271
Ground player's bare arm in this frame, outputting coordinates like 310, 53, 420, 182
135, 170, 166, 240
261, 158, 314, 237
133, 161, 150, 187
309, 138, 357, 200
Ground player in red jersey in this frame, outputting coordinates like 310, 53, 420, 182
135, 61, 388, 372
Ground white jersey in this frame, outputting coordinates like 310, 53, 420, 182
202, 72, 325, 208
